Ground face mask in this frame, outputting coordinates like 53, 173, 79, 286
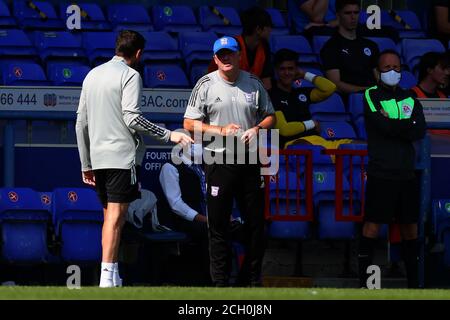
380, 69, 401, 86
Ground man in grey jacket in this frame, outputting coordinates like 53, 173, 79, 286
76, 30, 192, 288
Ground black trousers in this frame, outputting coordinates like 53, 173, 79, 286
205, 163, 266, 286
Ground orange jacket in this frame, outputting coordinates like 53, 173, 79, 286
411, 86, 447, 99
207, 35, 267, 77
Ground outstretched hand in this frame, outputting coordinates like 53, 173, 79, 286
170, 131, 194, 147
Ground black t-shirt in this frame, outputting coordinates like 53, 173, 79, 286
320, 32, 379, 88
245, 39, 273, 79
269, 84, 314, 145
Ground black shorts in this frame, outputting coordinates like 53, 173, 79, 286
94, 167, 141, 208
364, 175, 420, 224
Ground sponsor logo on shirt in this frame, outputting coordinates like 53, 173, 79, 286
341, 48, 350, 55
402, 104, 412, 117
298, 94, 307, 102
215, 97, 222, 103
244, 92, 256, 103
280, 100, 288, 106
364, 48, 372, 56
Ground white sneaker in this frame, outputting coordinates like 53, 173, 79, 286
113, 272, 123, 287
99, 268, 114, 288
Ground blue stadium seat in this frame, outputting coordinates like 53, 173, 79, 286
432, 200, 450, 266
82, 31, 115, 65
0, 29, 37, 57
107, 4, 152, 32
0, 0, 17, 27
399, 70, 417, 89
13, 0, 64, 30
52, 188, 103, 263
152, 5, 201, 33
144, 64, 189, 88
1, 62, 50, 85
60, 3, 112, 31
366, 37, 398, 53
402, 39, 445, 72
354, 118, 367, 140
141, 31, 181, 62
271, 35, 317, 64
317, 202, 356, 239
32, 31, 85, 62
388, 10, 425, 39
0, 188, 52, 263
267, 168, 310, 240
310, 93, 350, 122
198, 6, 242, 36
292, 67, 323, 88
178, 31, 217, 71
319, 121, 357, 140
189, 62, 209, 86
339, 143, 368, 200
348, 93, 364, 122
266, 8, 289, 35
312, 35, 331, 55
48, 64, 90, 86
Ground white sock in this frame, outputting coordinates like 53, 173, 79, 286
99, 262, 114, 288
113, 262, 122, 287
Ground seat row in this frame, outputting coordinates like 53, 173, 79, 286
0, 187, 103, 264
0, 1, 290, 35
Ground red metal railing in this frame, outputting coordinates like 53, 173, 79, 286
323, 149, 368, 222
264, 149, 314, 221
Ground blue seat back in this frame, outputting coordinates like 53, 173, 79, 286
82, 31, 115, 63
2, 62, 49, 86
141, 31, 181, 61
107, 4, 151, 24
178, 31, 217, 65
366, 37, 398, 53
310, 93, 350, 122
319, 121, 357, 140
348, 93, 364, 122
52, 188, 103, 263
152, 5, 200, 33
198, 6, 242, 35
33, 31, 85, 60
0, 0, 16, 27
144, 64, 189, 88
14, 0, 59, 20
317, 202, 356, 239
0, 29, 37, 56
189, 62, 209, 86
60, 3, 111, 30
313, 35, 331, 54
402, 39, 445, 71
60, 2, 107, 21
14, 0, 63, 29
0, 188, 51, 263
399, 70, 417, 89
49, 64, 90, 86
271, 35, 317, 63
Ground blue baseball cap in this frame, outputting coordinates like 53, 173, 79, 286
213, 36, 240, 55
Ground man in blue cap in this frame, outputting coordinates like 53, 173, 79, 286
184, 36, 276, 287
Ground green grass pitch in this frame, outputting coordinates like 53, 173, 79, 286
0, 287, 449, 300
